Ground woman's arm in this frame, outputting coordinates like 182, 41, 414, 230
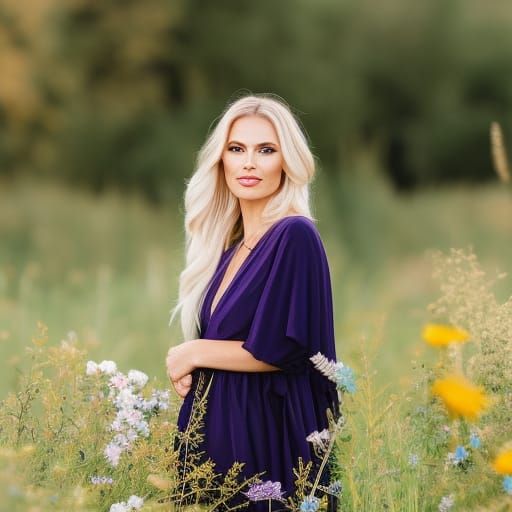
166, 338, 280, 390
193, 339, 281, 372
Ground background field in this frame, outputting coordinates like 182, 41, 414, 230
2, 0, 512, 508
1, 166, 510, 398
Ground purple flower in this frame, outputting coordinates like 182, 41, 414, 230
243, 480, 286, 501
90, 475, 114, 485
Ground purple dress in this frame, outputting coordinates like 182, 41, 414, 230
175, 216, 340, 511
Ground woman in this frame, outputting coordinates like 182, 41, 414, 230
166, 93, 340, 511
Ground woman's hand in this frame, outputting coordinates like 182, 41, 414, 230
166, 339, 199, 399
174, 373, 192, 399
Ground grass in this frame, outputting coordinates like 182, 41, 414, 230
1, 168, 512, 510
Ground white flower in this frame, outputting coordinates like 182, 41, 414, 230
99, 360, 118, 375
127, 495, 144, 510
86, 361, 99, 375
110, 503, 129, 512
112, 433, 130, 448
111, 419, 123, 432
123, 408, 143, 426
115, 388, 139, 410
136, 420, 150, 437
438, 494, 455, 512
126, 428, 139, 442
128, 369, 149, 389
306, 429, 331, 451
104, 442, 123, 467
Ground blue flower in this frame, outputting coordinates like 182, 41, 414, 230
469, 433, 481, 449
300, 496, 320, 512
326, 480, 343, 497
503, 476, 512, 495
333, 364, 356, 393
453, 445, 468, 464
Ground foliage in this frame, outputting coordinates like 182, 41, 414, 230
2, 0, 512, 198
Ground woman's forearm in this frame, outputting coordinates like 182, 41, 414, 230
192, 339, 281, 373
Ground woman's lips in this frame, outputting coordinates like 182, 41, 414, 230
237, 178, 262, 187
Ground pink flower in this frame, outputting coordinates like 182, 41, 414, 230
109, 373, 129, 390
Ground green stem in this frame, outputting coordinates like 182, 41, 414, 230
309, 391, 345, 498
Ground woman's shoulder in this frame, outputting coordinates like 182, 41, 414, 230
275, 215, 324, 252
278, 215, 320, 239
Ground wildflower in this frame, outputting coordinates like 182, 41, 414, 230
431, 375, 491, 421
408, 453, 420, 467
333, 364, 356, 393
492, 449, 512, 475
90, 475, 114, 485
469, 433, 481, 449
87, 361, 167, 469
86, 361, 99, 375
306, 429, 331, 451
109, 495, 144, 512
110, 373, 129, 390
127, 369, 149, 390
452, 446, 468, 464
243, 480, 286, 501
114, 388, 140, 410
110, 504, 128, 512
126, 495, 144, 510
104, 442, 123, 467
99, 360, 118, 375
438, 494, 454, 512
309, 353, 356, 394
300, 495, 320, 512
326, 480, 343, 497
422, 323, 470, 347
503, 476, 512, 495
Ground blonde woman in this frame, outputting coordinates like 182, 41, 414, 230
166, 93, 340, 511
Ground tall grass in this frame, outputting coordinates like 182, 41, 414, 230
1, 170, 512, 510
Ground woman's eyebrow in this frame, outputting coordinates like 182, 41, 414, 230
227, 140, 278, 147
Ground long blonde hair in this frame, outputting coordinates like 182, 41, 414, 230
169, 93, 318, 340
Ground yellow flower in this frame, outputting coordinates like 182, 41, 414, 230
431, 374, 490, 421
422, 323, 470, 347
492, 449, 512, 475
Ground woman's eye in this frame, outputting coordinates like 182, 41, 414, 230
227, 146, 275, 153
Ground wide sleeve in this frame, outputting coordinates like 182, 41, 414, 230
241, 219, 336, 375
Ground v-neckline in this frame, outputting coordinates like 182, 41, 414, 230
207, 215, 300, 321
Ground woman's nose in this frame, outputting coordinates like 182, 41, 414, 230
244, 152, 256, 169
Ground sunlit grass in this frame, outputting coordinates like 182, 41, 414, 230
1, 172, 512, 510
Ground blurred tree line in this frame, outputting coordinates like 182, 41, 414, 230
1, 0, 512, 203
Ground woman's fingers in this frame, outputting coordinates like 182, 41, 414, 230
173, 374, 192, 399
181, 374, 192, 386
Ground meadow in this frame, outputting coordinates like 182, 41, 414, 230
1, 167, 511, 511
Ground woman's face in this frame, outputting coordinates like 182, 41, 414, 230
221, 115, 284, 205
